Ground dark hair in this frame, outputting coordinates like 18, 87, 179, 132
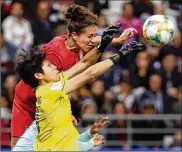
64, 4, 98, 34
113, 102, 128, 114
1, 27, 3, 34
71, 101, 82, 122
11, 0, 24, 8
122, 2, 133, 10
15, 47, 45, 88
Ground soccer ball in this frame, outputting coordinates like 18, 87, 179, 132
143, 15, 175, 47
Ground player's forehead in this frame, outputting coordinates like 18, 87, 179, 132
42, 59, 51, 66
82, 25, 97, 35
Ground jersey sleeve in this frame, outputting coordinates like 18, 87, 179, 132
79, 129, 94, 142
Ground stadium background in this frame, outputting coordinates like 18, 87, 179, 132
1, 0, 181, 151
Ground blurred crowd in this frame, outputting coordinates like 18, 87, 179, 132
1, 0, 181, 150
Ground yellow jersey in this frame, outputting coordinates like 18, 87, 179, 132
34, 72, 79, 151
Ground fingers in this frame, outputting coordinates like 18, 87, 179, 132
98, 135, 105, 145
130, 42, 146, 51
129, 41, 145, 48
108, 24, 122, 30
96, 116, 109, 125
124, 28, 137, 38
105, 29, 118, 35
103, 24, 121, 36
101, 116, 109, 125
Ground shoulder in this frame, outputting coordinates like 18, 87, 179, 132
41, 35, 67, 51
2, 16, 13, 25
15, 80, 36, 102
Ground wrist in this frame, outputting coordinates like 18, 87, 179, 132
118, 37, 125, 45
97, 43, 106, 53
90, 128, 96, 135
109, 53, 121, 65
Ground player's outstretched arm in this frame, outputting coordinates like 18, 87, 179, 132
66, 25, 118, 79
66, 58, 114, 94
65, 41, 145, 94
92, 27, 137, 45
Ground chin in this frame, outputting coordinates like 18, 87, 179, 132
84, 47, 92, 52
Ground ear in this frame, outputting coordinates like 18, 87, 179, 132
34, 73, 43, 80
71, 32, 78, 41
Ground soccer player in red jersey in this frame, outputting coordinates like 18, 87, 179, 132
11, 4, 136, 147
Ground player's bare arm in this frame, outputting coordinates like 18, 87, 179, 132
92, 27, 137, 45
65, 41, 145, 94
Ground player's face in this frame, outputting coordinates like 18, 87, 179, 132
74, 25, 97, 52
38, 60, 60, 83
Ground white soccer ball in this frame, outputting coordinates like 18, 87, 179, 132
143, 15, 175, 47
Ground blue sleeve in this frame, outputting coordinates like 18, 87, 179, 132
79, 129, 94, 142
79, 141, 94, 151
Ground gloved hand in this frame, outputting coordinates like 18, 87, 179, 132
109, 41, 145, 65
97, 24, 122, 52
118, 41, 145, 56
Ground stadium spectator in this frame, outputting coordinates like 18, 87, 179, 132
0, 95, 11, 147
131, 0, 154, 17
117, 80, 133, 103
159, 53, 182, 93
140, 74, 169, 114
1, 0, 12, 21
75, 0, 102, 14
129, 51, 151, 88
115, 2, 142, 43
91, 80, 105, 112
171, 87, 182, 114
2, 1, 33, 50
100, 91, 116, 114
81, 99, 97, 128
31, 1, 54, 45
1, 75, 18, 108
97, 13, 109, 35
0, 28, 19, 84
171, 131, 181, 148
132, 98, 166, 148
106, 102, 127, 148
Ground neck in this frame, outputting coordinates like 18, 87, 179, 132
65, 36, 80, 52
39, 17, 47, 22
39, 80, 49, 86
123, 15, 132, 20
15, 16, 23, 20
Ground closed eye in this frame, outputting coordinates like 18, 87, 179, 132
47, 62, 51, 66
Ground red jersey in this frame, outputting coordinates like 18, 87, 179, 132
11, 35, 83, 137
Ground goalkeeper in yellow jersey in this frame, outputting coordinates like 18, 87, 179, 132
15, 31, 144, 150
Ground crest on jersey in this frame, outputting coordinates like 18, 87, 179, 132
50, 82, 63, 90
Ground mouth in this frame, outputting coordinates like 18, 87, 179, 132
86, 45, 93, 49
